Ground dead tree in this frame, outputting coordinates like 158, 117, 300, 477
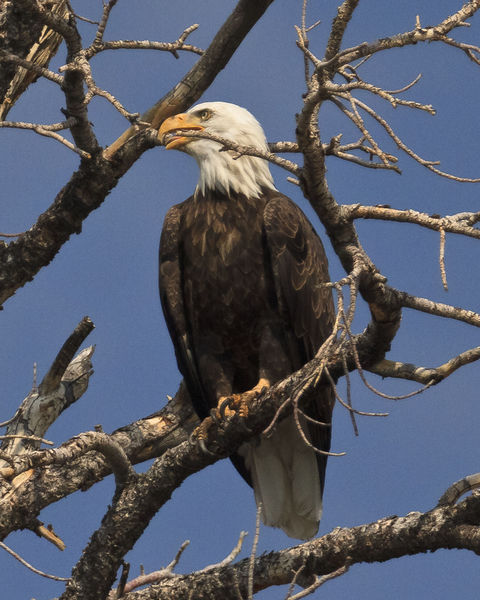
1, 1, 480, 598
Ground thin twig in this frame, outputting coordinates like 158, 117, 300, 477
345, 205, 480, 240
325, 368, 388, 418
111, 541, 190, 597
199, 532, 247, 572
289, 564, 349, 599
248, 505, 262, 600
35, 523, 66, 551
398, 291, 480, 328
342, 308, 435, 401
93, 0, 118, 47
439, 228, 448, 291
285, 564, 306, 599
116, 561, 130, 598
0, 119, 90, 158
350, 94, 480, 182
369, 345, 480, 385
0, 50, 64, 85
0, 541, 69, 581
162, 129, 302, 176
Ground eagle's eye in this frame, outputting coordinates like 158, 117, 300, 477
198, 109, 212, 121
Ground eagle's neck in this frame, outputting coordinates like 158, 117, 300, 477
192, 145, 276, 199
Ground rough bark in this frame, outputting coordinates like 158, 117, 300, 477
118, 495, 480, 599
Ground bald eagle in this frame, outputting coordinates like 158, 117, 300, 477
158, 102, 335, 539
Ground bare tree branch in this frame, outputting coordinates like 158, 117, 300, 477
158, 129, 301, 176
0, 0, 69, 119
0, 318, 95, 466
0, 0, 276, 308
345, 205, 480, 240
2, 3, 480, 599
8, 431, 135, 488
0, 540, 69, 582
315, 1, 480, 72
104, 0, 276, 158
324, 0, 359, 62
114, 495, 480, 599
370, 346, 480, 385
438, 473, 480, 506
84, 24, 204, 60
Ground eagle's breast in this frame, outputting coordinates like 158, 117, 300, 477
180, 191, 275, 361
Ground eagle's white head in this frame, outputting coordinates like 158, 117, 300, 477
159, 101, 276, 198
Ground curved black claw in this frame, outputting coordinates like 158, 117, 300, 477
189, 429, 216, 456
198, 436, 216, 457
218, 396, 234, 420
217, 396, 252, 433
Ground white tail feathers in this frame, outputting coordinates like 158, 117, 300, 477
239, 416, 322, 539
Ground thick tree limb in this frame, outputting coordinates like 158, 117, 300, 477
47, 317, 394, 599
324, 0, 359, 62
116, 495, 480, 599
0, 0, 69, 119
0, 0, 275, 308
0, 329, 94, 466
0, 382, 197, 539
8, 431, 135, 488
103, 0, 276, 158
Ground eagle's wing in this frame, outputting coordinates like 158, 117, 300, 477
159, 202, 207, 416
263, 191, 336, 490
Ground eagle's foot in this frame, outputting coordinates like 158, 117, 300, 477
217, 393, 251, 420
216, 378, 270, 423
213, 394, 252, 434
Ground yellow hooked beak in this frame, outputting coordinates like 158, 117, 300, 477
158, 113, 204, 150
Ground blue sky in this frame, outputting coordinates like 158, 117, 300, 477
1, 1, 480, 598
